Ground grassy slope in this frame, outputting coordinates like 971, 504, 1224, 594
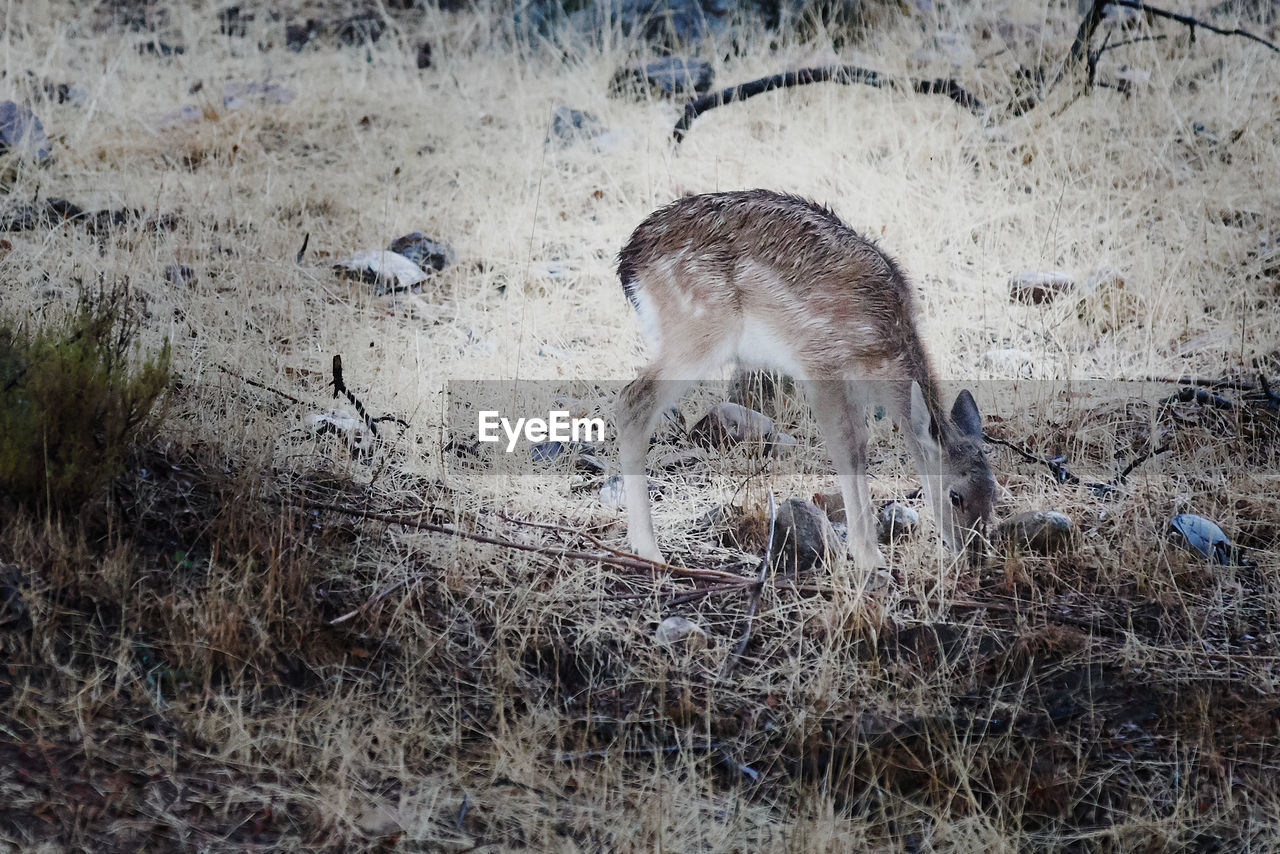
1, 0, 1279, 850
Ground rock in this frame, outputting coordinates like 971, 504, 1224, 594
388, 232, 453, 273
549, 106, 605, 146
1009, 270, 1074, 305
0, 102, 51, 162
164, 264, 196, 285
770, 498, 838, 573
689, 401, 775, 449
335, 12, 386, 45
877, 502, 919, 543
995, 510, 1075, 555
609, 57, 715, 99
655, 615, 707, 649
1169, 513, 1239, 565
599, 476, 626, 509
334, 250, 428, 292
222, 81, 295, 108
305, 411, 373, 452
416, 41, 433, 69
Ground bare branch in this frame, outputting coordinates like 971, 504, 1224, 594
1110, 0, 1280, 53
673, 65, 985, 144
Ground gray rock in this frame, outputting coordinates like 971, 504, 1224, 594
995, 510, 1075, 555
1169, 513, 1240, 565
388, 232, 454, 273
1009, 270, 1074, 305
877, 502, 919, 543
609, 57, 715, 99
770, 498, 838, 573
689, 401, 775, 449
0, 102, 51, 162
550, 106, 605, 146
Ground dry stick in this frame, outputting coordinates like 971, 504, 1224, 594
331, 354, 379, 438
672, 65, 985, 144
216, 364, 305, 405
982, 432, 1169, 495
307, 501, 746, 583
719, 494, 777, 680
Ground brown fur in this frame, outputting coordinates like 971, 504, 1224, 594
617, 190, 995, 569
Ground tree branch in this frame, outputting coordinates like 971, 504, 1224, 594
672, 65, 985, 144
1111, 0, 1280, 53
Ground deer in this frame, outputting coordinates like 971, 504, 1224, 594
615, 190, 996, 571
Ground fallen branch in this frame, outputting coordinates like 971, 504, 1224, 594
672, 65, 985, 144
305, 501, 746, 583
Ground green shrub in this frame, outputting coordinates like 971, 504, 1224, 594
0, 286, 170, 513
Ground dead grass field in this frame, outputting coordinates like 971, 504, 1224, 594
2, 0, 1280, 850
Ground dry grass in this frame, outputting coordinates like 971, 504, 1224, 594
2, 0, 1279, 850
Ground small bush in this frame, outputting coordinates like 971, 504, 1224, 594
0, 286, 170, 514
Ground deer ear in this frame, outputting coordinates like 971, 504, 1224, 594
909, 381, 937, 444
950, 389, 983, 440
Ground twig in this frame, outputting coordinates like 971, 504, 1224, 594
672, 65, 985, 144
329, 563, 443, 625
303, 501, 746, 582
719, 494, 777, 679
1110, 0, 1280, 53
1097, 33, 1168, 55
295, 231, 309, 265
983, 433, 1169, 496
216, 364, 305, 405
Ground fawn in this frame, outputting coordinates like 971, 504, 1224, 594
616, 190, 995, 570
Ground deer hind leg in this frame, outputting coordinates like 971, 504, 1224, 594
804, 379, 884, 572
618, 367, 695, 563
